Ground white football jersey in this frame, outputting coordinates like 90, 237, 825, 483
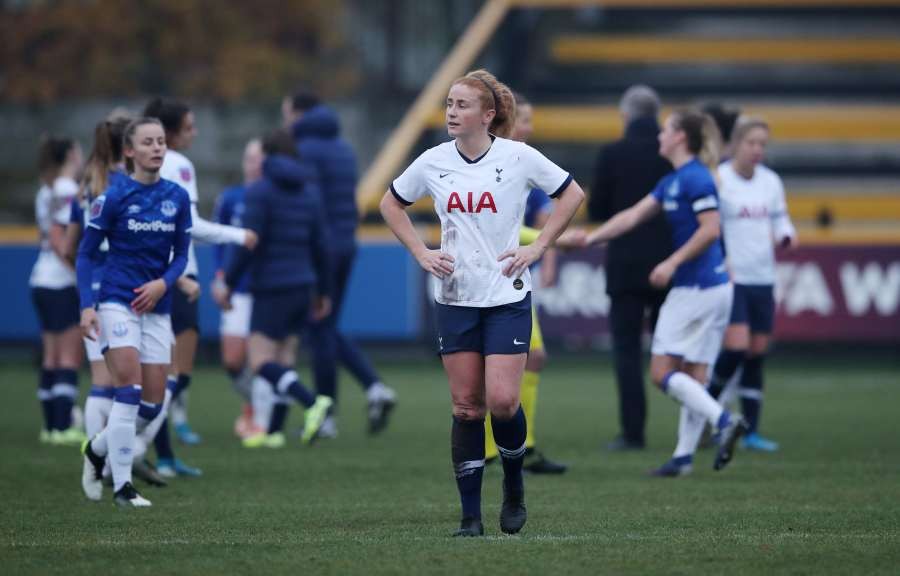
718, 161, 796, 285
160, 149, 245, 276
392, 137, 571, 307
30, 177, 78, 288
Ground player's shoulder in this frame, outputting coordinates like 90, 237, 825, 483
52, 176, 79, 198
681, 160, 716, 189
755, 163, 783, 187
717, 160, 736, 180
158, 177, 191, 204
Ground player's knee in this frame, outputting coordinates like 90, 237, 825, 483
487, 394, 519, 420
452, 401, 486, 421
650, 364, 669, 388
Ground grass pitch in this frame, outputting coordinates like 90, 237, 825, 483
2, 353, 898, 575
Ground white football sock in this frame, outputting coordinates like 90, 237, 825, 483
84, 395, 113, 439
664, 371, 723, 427
107, 390, 140, 492
170, 391, 188, 426
251, 376, 275, 430
673, 405, 707, 458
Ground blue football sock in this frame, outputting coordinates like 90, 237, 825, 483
452, 416, 485, 520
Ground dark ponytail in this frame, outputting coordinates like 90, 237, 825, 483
143, 97, 190, 138
37, 136, 75, 187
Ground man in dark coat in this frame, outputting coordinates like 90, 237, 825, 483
589, 85, 673, 450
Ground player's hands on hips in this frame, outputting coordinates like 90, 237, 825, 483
243, 229, 258, 250
81, 308, 100, 341
499, 244, 542, 279
312, 295, 332, 321
649, 259, 676, 289
415, 248, 455, 279
132, 278, 167, 314
177, 276, 201, 303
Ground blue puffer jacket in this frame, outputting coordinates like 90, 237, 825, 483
225, 155, 331, 296
292, 105, 358, 254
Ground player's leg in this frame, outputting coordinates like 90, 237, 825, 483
521, 306, 566, 474
608, 291, 649, 450
446, 351, 487, 537
38, 331, 60, 441
332, 250, 396, 434
741, 286, 777, 451
54, 322, 84, 443
169, 281, 201, 444
221, 293, 255, 438
709, 284, 751, 399
484, 294, 531, 534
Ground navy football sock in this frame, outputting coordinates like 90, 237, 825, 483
259, 362, 315, 408
153, 417, 175, 460
173, 373, 192, 401
452, 416, 485, 520
491, 406, 527, 495
53, 368, 79, 430
38, 369, 55, 431
268, 402, 289, 434
709, 349, 745, 399
740, 355, 765, 433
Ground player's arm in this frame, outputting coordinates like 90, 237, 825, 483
62, 219, 82, 267
224, 188, 265, 292
649, 209, 721, 288
585, 194, 660, 246
189, 201, 256, 248
75, 225, 104, 339
771, 179, 797, 248
380, 191, 454, 279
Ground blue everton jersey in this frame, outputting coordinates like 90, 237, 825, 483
650, 159, 729, 288
524, 187, 552, 228
87, 176, 192, 313
213, 184, 250, 293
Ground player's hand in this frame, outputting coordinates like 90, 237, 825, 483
177, 276, 201, 303
779, 235, 796, 249
499, 244, 542, 278
649, 259, 676, 289
312, 295, 332, 321
80, 308, 100, 341
243, 229, 258, 250
415, 248, 455, 279
555, 228, 587, 250
131, 278, 167, 314
211, 275, 232, 310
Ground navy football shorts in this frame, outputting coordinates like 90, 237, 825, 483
31, 286, 80, 333
171, 274, 200, 335
435, 292, 532, 356
729, 283, 775, 334
250, 286, 312, 340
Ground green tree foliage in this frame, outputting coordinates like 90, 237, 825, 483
1, 0, 356, 103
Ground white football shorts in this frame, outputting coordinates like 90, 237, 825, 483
97, 302, 173, 364
651, 282, 733, 365
220, 293, 253, 338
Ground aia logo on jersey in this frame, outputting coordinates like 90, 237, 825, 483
738, 205, 768, 219
446, 191, 497, 214
180, 168, 192, 183
161, 200, 177, 218
90, 196, 106, 219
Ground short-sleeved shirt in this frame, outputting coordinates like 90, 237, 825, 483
87, 176, 192, 314
650, 159, 729, 289
213, 184, 250, 293
718, 161, 795, 286
30, 177, 80, 288
391, 136, 571, 307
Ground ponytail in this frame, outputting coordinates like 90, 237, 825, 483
671, 108, 722, 174
451, 69, 517, 138
37, 135, 75, 187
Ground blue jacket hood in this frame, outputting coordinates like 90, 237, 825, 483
292, 105, 340, 139
263, 155, 312, 191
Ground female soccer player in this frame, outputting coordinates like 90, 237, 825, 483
143, 97, 256, 449
65, 117, 130, 441
380, 70, 584, 536
585, 109, 747, 478
484, 92, 568, 474
31, 136, 85, 446
212, 138, 265, 438
219, 130, 333, 449
709, 116, 795, 452
78, 118, 192, 507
